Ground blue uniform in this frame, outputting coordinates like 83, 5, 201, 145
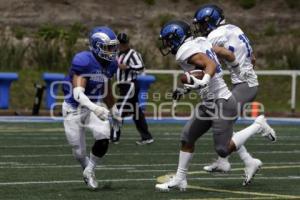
63, 51, 118, 108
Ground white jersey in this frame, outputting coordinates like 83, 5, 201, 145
176, 37, 232, 101
207, 24, 258, 87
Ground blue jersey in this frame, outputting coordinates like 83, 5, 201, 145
63, 51, 118, 108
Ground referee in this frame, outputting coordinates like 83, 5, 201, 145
111, 33, 154, 145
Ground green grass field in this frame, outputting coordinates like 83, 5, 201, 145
0, 123, 299, 200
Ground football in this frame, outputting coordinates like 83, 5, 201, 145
180, 70, 205, 84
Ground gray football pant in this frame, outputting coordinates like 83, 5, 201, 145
232, 82, 258, 114
181, 96, 238, 157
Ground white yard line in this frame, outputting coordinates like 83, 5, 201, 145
0, 176, 299, 187
171, 198, 285, 200
0, 162, 300, 169
0, 166, 135, 170
0, 178, 156, 186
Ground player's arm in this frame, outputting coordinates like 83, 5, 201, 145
184, 53, 216, 89
213, 45, 239, 68
213, 46, 235, 62
188, 53, 216, 77
72, 74, 109, 120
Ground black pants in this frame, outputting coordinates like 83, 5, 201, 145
111, 82, 152, 141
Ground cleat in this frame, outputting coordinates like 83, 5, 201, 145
255, 115, 277, 142
243, 158, 262, 186
155, 176, 187, 192
111, 140, 120, 144
136, 138, 154, 145
83, 167, 98, 190
203, 158, 231, 173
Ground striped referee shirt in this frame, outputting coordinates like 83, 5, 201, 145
116, 48, 144, 82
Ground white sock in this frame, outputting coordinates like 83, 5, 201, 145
237, 145, 253, 164
77, 156, 89, 170
231, 123, 261, 149
86, 152, 100, 172
176, 151, 193, 179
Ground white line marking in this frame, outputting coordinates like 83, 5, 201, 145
0, 176, 299, 187
1, 162, 300, 169
0, 165, 135, 170
0, 145, 69, 148
0, 178, 156, 186
129, 165, 300, 173
171, 198, 283, 200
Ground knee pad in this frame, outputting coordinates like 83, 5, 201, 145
215, 146, 230, 158
92, 139, 109, 158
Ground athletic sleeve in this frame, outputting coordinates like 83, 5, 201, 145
70, 52, 91, 76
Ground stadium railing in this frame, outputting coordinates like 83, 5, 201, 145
146, 70, 300, 113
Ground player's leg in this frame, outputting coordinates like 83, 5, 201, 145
83, 112, 111, 190
156, 106, 212, 192
63, 103, 89, 170
204, 83, 258, 172
233, 83, 276, 140
232, 83, 258, 113
232, 83, 263, 185
211, 97, 237, 158
211, 96, 268, 156
209, 96, 260, 177
211, 97, 273, 185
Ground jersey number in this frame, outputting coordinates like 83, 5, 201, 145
238, 34, 252, 58
206, 49, 222, 73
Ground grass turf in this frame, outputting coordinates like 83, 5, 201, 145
0, 123, 299, 200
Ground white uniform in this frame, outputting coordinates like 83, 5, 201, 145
63, 102, 110, 157
207, 24, 258, 87
176, 38, 237, 153
176, 37, 232, 101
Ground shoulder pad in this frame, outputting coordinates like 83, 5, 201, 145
72, 51, 90, 67
207, 27, 227, 46
176, 40, 202, 62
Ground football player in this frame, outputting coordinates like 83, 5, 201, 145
62, 26, 121, 190
193, 4, 276, 185
155, 20, 275, 191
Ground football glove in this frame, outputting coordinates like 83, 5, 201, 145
198, 84, 210, 97
172, 87, 190, 101
93, 106, 110, 121
110, 104, 122, 123
109, 105, 123, 132
184, 74, 211, 89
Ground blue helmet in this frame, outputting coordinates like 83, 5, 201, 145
193, 4, 225, 36
89, 26, 119, 61
159, 20, 192, 56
